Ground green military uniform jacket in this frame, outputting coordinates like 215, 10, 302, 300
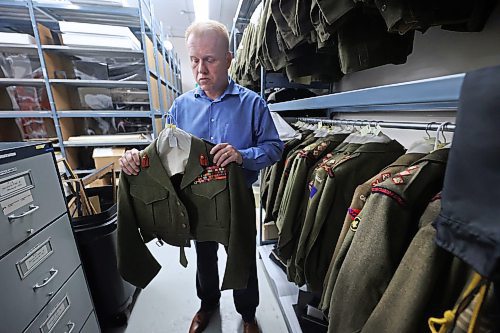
117, 136, 255, 290
262, 135, 304, 223
328, 148, 449, 333
272, 133, 319, 221
320, 152, 425, 311
276, 134, 347, 259
296, 140, 405, 292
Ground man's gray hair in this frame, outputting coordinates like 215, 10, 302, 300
185, 20, 230, 51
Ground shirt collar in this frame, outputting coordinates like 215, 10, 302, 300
194, 78, 240, 101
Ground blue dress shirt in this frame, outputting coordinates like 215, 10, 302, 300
170, 79, 284, 187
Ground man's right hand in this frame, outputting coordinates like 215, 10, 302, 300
119, 148, 141, 175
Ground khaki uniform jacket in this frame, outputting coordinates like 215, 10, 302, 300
328, 148, 449, 333
288, 143, 360, 280
276, 134, 347, 260
362, 196, 466, 333
263, 136, 304, 222
117, 137, 256, 290
296, 140, 405, 291
272, 134, 319, 220
320, 152, 425, 311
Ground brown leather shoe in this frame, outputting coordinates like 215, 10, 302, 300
243, 319, 260, 333
188, 307, 218, 333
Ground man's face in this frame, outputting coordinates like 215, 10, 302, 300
187, 30, 231, 98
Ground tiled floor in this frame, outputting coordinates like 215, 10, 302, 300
105, 241, 288, 333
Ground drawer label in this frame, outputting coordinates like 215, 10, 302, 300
16, 238, 53, 279
0, 171, 33, 200
40, 295, 71, 333
1, 190, 33, 216
0, 167, 17, 177
0, 177, 27, 197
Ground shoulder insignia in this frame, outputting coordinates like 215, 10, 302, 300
348, 208, 361, 221
381, 172, 391, 180
372, 187, 406, 206
350, 216, 361, 232
398, 170, 412, 176
141, 154, 150, 169
392, 176, 405, 185
310, 186, 318, 198
199, 154, 208, 167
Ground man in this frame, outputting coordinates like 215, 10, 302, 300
119, 20, 283, 333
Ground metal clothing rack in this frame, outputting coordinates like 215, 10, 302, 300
295, 117, 456, 132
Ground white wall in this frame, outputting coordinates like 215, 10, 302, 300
171, 37, 196, 93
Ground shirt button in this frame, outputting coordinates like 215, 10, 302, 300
211, 118, 215, 122
210, 136, 214, 140
181, 223, 187, 228
180, 212, 185, 217
176, 201, 181, 206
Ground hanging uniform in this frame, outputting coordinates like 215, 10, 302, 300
328, 148, 449, 333
297, 140, 405, 291
276, 134, 348, 260
117, 136, 256, 291
320, 152, 425, 311
362, 195, 469, 333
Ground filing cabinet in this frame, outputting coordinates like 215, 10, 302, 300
0, 142, 99, 333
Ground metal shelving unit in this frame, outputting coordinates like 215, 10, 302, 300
268, 73, 465, 113
0, 0, 182, 169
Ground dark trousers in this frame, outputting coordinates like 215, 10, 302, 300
195, 240, 259, 322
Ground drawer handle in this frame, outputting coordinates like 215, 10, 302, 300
33, 268, 58, 290
64, 321, 75, 333
8, 204, 40, 221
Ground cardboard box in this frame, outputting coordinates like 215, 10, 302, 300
145, 36, 156, 75
263, 221, 279, 241
92, 147, 125, 170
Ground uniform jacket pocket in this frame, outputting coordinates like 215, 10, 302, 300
190, 180, 226, 199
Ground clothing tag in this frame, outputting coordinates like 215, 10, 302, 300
169, 134, 178, 148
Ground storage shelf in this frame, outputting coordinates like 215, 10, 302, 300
42, 45, 144, 57
63, 139, 151, 147
149, 71, 181, 94
0, 44, 38, 54
33, 2, 143, 28
50, 79, 147, 88
0, 78, 45, 86
0, 111, 52, 118
57, 110, 155, 118
268, 73, 465, 112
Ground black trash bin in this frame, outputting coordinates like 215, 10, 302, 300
71, 186, 136, 328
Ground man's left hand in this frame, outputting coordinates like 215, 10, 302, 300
211, 143, 243, 167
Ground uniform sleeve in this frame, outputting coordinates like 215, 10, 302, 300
220, 164, 257, 291
239, 98, 284, 171
117, 173, 161, 289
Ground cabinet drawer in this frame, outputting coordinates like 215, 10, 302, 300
0, 214, 80, 333
0, 152, 67, 257
24, 267, 93, 333
80, 311, 100, 333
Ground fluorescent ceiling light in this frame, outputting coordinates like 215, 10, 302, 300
164, 40, 173, 51
193, 0, 209, 21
